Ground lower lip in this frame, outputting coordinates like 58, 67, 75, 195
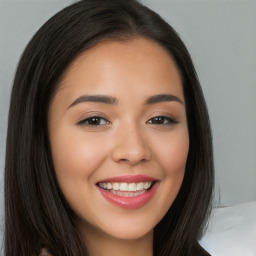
97, 182, 159, 209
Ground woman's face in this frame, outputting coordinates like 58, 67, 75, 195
48, 37, 189, 241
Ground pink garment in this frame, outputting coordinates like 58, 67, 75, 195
39, 248, 52, 256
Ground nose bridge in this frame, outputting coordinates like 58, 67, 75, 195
111, 120, 151, 165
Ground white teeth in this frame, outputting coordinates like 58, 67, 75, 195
136, 182, 144, 191
99, 181, 153, 192
99, 183, 104, 189
120, 183, 128, 191
106, 183, 112, 189
128, 183, 137, 192
144, 182, 151, 189
113, 183, 119, 191
111, 190, 146, 197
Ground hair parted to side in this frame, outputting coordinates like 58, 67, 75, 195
4, 0, 214, 255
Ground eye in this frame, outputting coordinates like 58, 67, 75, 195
147, 116, 178, 125
78, 116, 110, 126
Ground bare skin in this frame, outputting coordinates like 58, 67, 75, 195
83, 224, 153, 256
48, 37, 189, 256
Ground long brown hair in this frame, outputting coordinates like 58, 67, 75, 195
4, 0, 214, 255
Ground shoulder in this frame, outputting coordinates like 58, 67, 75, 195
190, 242, 211, 256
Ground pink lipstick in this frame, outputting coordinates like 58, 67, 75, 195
96, 175, 159, 209
97, 174, 157, 183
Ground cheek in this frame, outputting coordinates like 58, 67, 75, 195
151, 129, 189, 213
154, 129, 189, 177
50, 126, 108, 189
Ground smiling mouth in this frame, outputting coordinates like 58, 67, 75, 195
97, 181, 156, 197
96, 175, 159, 209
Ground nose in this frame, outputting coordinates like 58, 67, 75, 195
111, 123, 151, 165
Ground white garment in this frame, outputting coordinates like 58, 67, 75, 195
199, 201, 256, 256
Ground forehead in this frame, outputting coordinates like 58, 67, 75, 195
56, 37, 184, 103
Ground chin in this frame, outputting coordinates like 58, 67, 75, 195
104, 226, 153, 241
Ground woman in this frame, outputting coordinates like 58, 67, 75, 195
4, 0, 214, 255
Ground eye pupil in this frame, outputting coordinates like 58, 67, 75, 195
77, 116, 110, 127
152, 117, 165, 124
88, 117, 100, 125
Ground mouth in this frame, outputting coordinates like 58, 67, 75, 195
97, 181, 156, 197
96, 175, 159, 209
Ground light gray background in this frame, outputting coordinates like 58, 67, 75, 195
0, 0, 256, 251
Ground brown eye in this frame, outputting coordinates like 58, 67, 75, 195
78, 116, 110, 126
147, 116, 178, 125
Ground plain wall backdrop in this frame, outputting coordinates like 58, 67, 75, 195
0, 0, 256, 251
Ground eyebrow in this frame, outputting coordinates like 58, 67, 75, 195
68, 93, 183, 109
144, 94, 184, 105
68, 95, 118, 108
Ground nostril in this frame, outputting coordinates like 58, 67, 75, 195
111, 139, 152, 164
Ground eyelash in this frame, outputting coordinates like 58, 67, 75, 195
77, 116, 111, 126
146, 116, 178, 125
77, 115, 178, 127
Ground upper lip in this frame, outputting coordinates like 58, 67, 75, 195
96, 174, 159, 184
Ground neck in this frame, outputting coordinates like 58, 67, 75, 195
80, 224, 153, 256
